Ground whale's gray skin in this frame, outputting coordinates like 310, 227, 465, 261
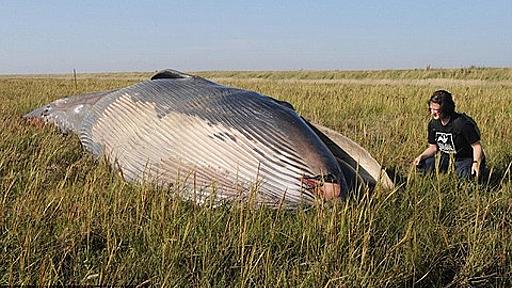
24, 69, 393, 207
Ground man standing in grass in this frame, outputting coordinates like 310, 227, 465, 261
413, 90, 486, 179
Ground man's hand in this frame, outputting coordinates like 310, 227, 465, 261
413, 155, 423, 166
471, 162, 480, 178
414, 144, 437, 167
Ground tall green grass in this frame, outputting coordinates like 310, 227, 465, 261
1, 69, 511, 286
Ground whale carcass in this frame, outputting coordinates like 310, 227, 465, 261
24, 69, 394, 207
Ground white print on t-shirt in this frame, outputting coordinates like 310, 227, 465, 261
435, 132, 456, 154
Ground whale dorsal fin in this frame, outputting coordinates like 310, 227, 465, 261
150, 69, 193, 80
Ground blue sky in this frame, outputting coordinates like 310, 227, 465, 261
1, 0, 511, 74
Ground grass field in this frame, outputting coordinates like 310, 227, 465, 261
1, 68, 511, 286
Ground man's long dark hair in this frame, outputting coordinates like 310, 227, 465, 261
429, 90, 456, 116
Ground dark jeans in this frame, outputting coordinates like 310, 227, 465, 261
417, 153, 486, 179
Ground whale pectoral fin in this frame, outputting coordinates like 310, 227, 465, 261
336, 157, 371, 192
305, 119, 395, 190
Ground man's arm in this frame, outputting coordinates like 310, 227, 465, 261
471, 141, 483, 177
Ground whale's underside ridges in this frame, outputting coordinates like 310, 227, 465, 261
24, 69, 394, 207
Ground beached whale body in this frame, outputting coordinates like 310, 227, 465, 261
24, 69, 393, 207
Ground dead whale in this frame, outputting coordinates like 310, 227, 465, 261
24, 69, 393, 207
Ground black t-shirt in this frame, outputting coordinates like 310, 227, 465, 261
428, 113, 481, 160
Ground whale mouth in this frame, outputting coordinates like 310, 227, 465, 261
302, 174, 341, 200
23, 106, 48, 127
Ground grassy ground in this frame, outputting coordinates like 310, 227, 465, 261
1, 68, 511, 286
